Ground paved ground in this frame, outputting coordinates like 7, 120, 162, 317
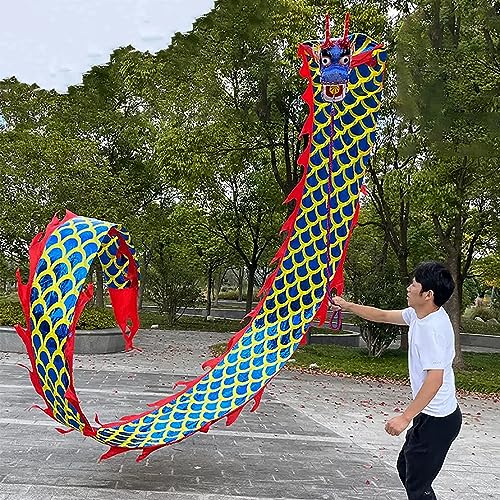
0, 329, 498, 500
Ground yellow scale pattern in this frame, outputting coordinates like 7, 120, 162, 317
27, 33, 386, 452
92, 34, 387, 449
30, 217, 137, 431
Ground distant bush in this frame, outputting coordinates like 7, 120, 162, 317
218, 289, 258, 301
218, 290, 240, 300
461, 317, 500, 336
0, 300, 24, 326
77, 307, 116, 330
470, 307, 500, 322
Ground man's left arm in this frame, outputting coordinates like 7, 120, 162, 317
385, 369, 443, 436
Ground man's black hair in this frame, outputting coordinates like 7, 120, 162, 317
413, 261, 455, 307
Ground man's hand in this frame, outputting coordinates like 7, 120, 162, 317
331, 295, 351, 312
385, 415, 411, 436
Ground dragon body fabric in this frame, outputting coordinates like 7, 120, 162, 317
16, 18, 386, 461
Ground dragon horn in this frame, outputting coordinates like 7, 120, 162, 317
324, 13, 331, 45
343, 12, 350, 42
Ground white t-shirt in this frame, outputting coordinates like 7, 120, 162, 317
402, 307, 458, 417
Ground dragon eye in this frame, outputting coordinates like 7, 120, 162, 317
339, 55, 350, 65
321, 55, 332, 66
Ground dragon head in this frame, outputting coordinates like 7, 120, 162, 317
319, 13, 351, 102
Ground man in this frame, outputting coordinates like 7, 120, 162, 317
333, 261, 462, 500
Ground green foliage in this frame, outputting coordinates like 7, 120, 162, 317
77, 307, 117, 330
1, 0, 498, 357
345, 213, 407, 356
0, 299, 25, 326
396, 0, 500, 333
461, 317, 500, 336
218, 290, 243, 301
143, 203, 204, 325
470, 306, 500, 322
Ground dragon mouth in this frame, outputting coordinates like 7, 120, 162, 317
322, 83, 347, 102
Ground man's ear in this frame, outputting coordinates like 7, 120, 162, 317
426, 290, 434, 302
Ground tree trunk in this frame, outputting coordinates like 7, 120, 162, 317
237, 266, 244, 302
446, 255, 466, 369
205, 266, 213, 320
213, 267, 227, 307
245, 265, 256, 314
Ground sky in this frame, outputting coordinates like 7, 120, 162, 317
0, 0, 215, 92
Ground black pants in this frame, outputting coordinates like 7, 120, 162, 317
397, 406, 461, 500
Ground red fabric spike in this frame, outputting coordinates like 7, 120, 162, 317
351, 44, 383, 68
29, 370, 44, 397
299, 114, 313, 139
343, 12, 350, 42
100, 408, 153, 427
270, 239, 288, 265
14, 324, 31, 351
200, 422, 212, 433
296, 148, 310, 168
174, 373, 205, 390
14, 325, 44, 398
360, 184, 368, 195
301, 82, 314, 107
284, 175, 305, 204
201, 356, 223, 371
280, 213, 296, 234
108, 287, 140, 351
299, 47, 316, 76
82, 426, 97, 437
224, 324, 251, 351
146, 373, 206, 409
243, 296, 266, 323
99, 446, 132, 462
136, 444, 166, 462
31, 404, 54, 420
56, 427, 74, 435
251, 387, 265, 413
172, 380, 190, 390
94, 413, 103, 426
225, 406, 245, 426
258, 268, 279, 297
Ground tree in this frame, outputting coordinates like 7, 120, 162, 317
142, 202, 204, 325
0, 79, 115, 271
396, 0, 500, 367
345, 207, 408, 356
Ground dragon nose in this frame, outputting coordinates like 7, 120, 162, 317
321, 67, 349, 84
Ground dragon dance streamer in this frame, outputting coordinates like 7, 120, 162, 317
15, 14, 386, 461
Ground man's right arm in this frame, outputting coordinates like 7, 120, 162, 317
332, 296, 407, 325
